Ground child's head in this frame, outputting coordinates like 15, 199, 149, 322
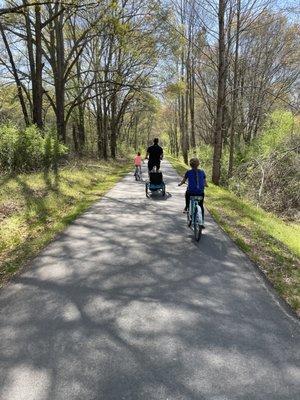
190, 158, 200, 169
137, 152, 141, 156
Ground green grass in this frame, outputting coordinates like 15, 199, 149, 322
168, 154, 300, 315
0, 159, 131, 285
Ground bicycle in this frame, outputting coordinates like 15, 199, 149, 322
134, 165, 142, 181
187, 196, 204, 241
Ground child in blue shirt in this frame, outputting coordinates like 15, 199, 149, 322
178, 158, 207, 224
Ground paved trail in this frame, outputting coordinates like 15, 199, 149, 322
0, 161, 299, 400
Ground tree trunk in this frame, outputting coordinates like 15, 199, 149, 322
0, 23, 30, 126
212, 0, 227, 185
189, 71, 196, 149
110, 94, 117, 158
77, 103, 85, 153
74, 49, 85, 154
55, 79, 66, 142
96, 93, 103, 159
134, 115, 139, 152
173, 106, 179, 156
34, 5, 43, 129
54, 13, 66, 142
228, 0, 241, 179
72, 123, 79, 153
102, 97, 108, 160
23, 2, 43, 129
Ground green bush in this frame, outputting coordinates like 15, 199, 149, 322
245, 111, 295, 160
0, 124, 68, 172
229, 111, 300, 219
0, 124, 19, 170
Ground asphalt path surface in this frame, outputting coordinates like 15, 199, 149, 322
0, 161, 299, 400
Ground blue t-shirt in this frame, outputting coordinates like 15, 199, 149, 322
185, 169, 206, 194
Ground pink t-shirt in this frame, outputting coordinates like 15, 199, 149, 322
134, 155, 142, 166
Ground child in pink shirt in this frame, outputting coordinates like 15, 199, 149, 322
134, 152, 142, 167
134, 152, 142, 180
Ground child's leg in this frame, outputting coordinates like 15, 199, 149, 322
185, 191, 190, 210
199, 195, 205, 222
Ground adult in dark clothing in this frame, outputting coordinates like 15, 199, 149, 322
146, 138, 163, 171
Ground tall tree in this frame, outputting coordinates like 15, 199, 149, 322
228, 0, 241, 178
212, 0, 227, 185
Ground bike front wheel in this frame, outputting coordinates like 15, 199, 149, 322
145, 183, 150, 198
193, 209, 202, 241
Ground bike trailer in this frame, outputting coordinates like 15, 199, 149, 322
145, 172, 166, 197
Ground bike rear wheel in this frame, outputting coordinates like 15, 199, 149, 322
145, 183, 150, 198
193, 209, 202, 241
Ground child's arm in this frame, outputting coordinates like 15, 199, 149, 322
178, 175, 187, 186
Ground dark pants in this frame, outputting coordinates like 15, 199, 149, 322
148, 160, 161, 171
186, 191, 205, 220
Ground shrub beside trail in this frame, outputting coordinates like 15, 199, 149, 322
0, 124, 68, 173
229, 112, 299, 220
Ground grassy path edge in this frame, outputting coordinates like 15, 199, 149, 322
206, 203, 299, 320
0, 159, 132, 287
